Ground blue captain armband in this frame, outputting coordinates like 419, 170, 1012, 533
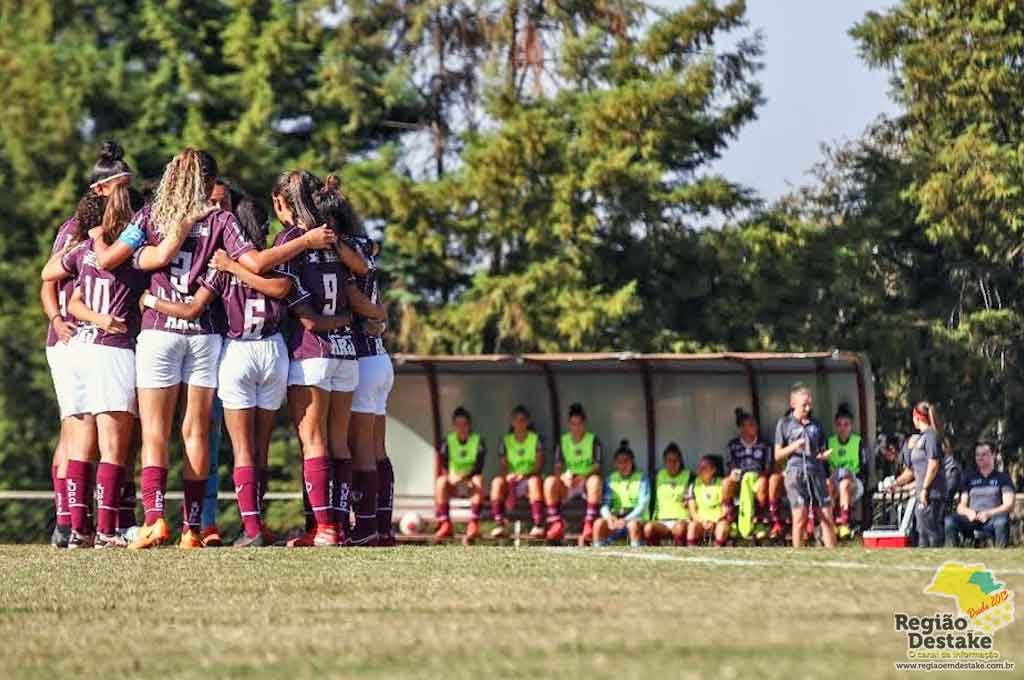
118, 223, 146, 251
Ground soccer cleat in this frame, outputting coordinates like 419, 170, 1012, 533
545, 519, 565, 543
94, 532, 128, 549
769, 521, 784, 539
67, 530, 95, 549
313, 526, 341, 547
200, 526, 224, 548
286, 528, 317, 547
434, 520, 453, 539
837, 524, 851, 540
179, 529, 204, 549
260, 528, 278, 545
489, 523, 507, 539
128, 519, 170, 550
233, 532, 266, 548
465, 519, 481, 541
51, 525, 70, 549
528, 525, 546, 539
377, 534, 396, 547
119, 525, 141, 544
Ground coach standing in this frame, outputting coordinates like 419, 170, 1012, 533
773, 383, 838, 548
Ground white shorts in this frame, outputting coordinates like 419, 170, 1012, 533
217, 334, 289, 411
653, 519, 683, 531
135, 330, 222, 389
564, 475, 588, 501
351, 354, 394, 415
72, 344, 138, 415
288, 358, 359, 392
46, 343, 79, 419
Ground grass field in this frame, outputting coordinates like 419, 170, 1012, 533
1, 544, 1022, 679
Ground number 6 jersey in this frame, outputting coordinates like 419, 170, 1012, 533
274, 226, 356, 360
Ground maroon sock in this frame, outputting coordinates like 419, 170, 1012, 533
470, 502, 482, 520
769, 502, 780, 523
182, 478, 207, 532
302, 480, 315, 531
233, 466, 262, 539
491, 500, 505, 524
353, 468, 379, 541
304, 457, 333, 528
118, 479, 137, 531
376, 457, 394, 537
66, 459, 93, 533
436, 501, 450, 523
530, 500, 543, 527
141, 466, 167, 524
585, 502, 599, 523
55, 474, 70, 529
687, 538, 699, 546
715, 538, 728, 547
332, 458, 352, 535
95, 463, 124, 535
546, 503, 562, 524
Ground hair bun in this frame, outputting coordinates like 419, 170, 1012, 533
325, 174, 341, 192
99, 141, 124, 163
619, 439, 629, 448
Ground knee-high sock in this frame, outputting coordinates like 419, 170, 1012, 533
304, 457, 333, 528
530, 500, 543, 527
332, 458, 353, 535
547, 502, 562, 524
352, 468, 379, 541
66, 459, 94, 533
117, 479, 137, 531
141, 466, 167, 524
95, 463, 124, 536
233, 466, 262, 539
376, 457, 394, 537
53, 466, 70, 529
182, 478, 207, 533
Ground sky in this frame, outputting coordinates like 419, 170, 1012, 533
659, 0, 899, 203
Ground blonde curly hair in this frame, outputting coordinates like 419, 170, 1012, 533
149, 148, 218, 238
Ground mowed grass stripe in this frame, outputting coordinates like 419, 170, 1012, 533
1, 545, 1022, 679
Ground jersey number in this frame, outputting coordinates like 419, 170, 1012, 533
170, 251, 193, 294
83, 276, 111, 315
322, 273, 338, 315
242, 299, 265, 340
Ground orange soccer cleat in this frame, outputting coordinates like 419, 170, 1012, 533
127, 518, 170, 550
545, 520, 565, 543
434, 520, 453, 539
200, 526, 223, 547
179, 528, 205, 549
465, 519, 480, 541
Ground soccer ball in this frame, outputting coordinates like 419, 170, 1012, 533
399, 511, 423, 536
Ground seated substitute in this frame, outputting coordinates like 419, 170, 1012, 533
543, 403, 604, 544
643, 443, 691, 546
687, 455, 731, 547
945, 442, 1014, 548
434, 406, 485, 541
825, 403, 869, 538
722, 408, 780, 538
593, 441, 649, 548
490, 404, 546, 539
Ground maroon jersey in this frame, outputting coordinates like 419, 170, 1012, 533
200, 269, 287, 340
62, 240, 148, 349
46, 218, 80, 347
133, 205, 254, 335
275, 227, 355, 360
345, 235, 387, 358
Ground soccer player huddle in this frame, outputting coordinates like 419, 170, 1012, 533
43, 142, 395, 549
435, 383, 874, 548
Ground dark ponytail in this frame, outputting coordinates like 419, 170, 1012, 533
73, 192, 106, 243
834, 402, 854, 422
313, 173, 363, 237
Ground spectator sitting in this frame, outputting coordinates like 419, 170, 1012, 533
945, 442, 1015, 548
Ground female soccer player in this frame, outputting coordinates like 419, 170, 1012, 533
434, 407, 486, 542
643, 443, 690, 546
42, 142, 134, 547
490, 405, 546, 539
90, 149, 335, 549
722, 408, 780, 538
593, 441, 648, 548
894, 401, 947, 547
141, 197, 295, 547
542, 402, 603, 544
825, 403, 868, 538
773, 383, 837, 548
686, 455, 730, 547
313, 177, 391, 546
270, 170, 380, 547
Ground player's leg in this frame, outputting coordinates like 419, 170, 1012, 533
248, 339, 288, 544
200, 396, 224, 547
116, 422, 141, 541
768, 469, 784, 537
490, 476, 508, 537
130, 385, 178, 549
670, 520, 688, 546
179, 383, 217, 548
94, 411, 134, 548
755, 474, 769, 522
643, 521, 668, 546
543, 474, 566, 542
434, 474, 454, 538
592, 517, 610, 546
65, 413, 99, 548
687, 519, 705, 546
287, 382, 335, 547
50, 425, 71, 547
224, 406, 262, 545
251, 407, 278, 543
836, 477, 853, 528
626, 519, 642, 547
721, 473, 738, 522
785, 468, 808, 548
527, 475, 545, 538
371, 357, 396, 544
466, 474, 484, 540
713, 519, 730, 547
582, 474, 602, 545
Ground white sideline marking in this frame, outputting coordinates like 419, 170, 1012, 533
544, 547, 1024, 575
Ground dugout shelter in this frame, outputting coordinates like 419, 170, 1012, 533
385, 352, 876, 513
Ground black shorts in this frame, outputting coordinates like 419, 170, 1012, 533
783, 463, 830, 509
